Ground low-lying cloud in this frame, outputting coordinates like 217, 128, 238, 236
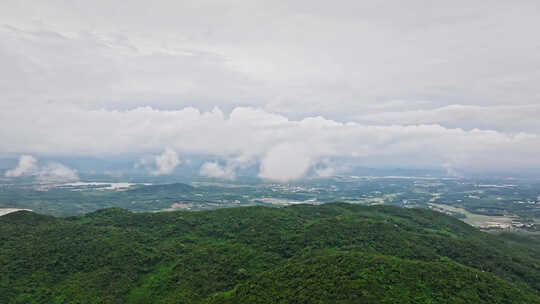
137, 148, 180, 175
36, 163, 80, 184
5, 155, 79, 184
152, 148, 180, 175
258, 143, 313, 182
200, 162, 236, 180
5, 155, 38, 177
2, 105, 540, 181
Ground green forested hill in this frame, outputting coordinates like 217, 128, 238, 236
215, 251, 535, 304
1, 203, 539, 303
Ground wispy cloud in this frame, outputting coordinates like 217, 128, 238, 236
200, 162, 236, 180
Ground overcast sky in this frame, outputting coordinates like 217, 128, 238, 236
1, 1, 540, 181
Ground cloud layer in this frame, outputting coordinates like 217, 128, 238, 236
2, 105, 540, 181
2, 1, 540, 119
1, 1, 540, 180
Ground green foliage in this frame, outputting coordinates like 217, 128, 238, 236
1, 204, 539, 303
212, 251, 535, 304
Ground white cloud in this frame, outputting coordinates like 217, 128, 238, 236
5, 155, 38, 177
5, 155, 79, 183
36, 163, 79, 184
140, 148, 180, 175
258, 143, 313, 182
442, 162, 462, 178
200, 162, 236, 180
356, 104, 540, 132
315, 167, 335, 178
2, 105, 540, 181
154, 148, 180, 175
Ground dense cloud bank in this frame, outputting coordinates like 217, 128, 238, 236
2, 105, 539, 181
1, 1, 540, 123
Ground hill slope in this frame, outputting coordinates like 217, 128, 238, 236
213, 251, 534, 304
1, 203, 539, 303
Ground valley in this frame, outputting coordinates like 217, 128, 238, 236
2, 176, 539, 233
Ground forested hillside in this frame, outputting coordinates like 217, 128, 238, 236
1, 203, 539, 303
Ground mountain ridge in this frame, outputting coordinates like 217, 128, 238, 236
1, 203, 539, 303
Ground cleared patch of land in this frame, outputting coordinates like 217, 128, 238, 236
429, 203, 515, 229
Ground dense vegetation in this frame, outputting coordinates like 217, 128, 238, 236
1, 203, 540, 303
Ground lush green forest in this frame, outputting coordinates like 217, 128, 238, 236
2, 203, 540, 303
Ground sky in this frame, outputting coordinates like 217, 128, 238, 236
1, 0, 540, 181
